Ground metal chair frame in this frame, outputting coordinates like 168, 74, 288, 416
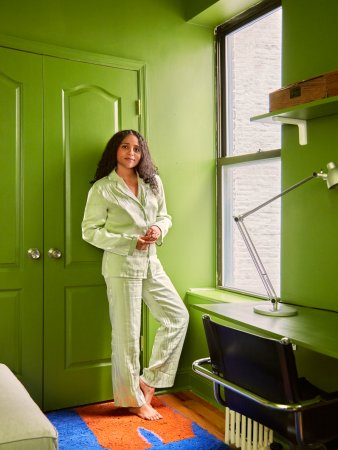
192, 315, 338, 449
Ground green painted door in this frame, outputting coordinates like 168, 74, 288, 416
0, 47, 44, 405
43, 56, 140, 410
0, 46, 141, 410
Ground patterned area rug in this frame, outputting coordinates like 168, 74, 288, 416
47, 396, 229, 449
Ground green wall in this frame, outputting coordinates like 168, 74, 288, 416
281, 0, 338, 312
0, 0, 216, 298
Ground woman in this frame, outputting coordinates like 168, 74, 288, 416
82, 130, 189, 421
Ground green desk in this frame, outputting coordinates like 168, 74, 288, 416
193, 301, 338, 360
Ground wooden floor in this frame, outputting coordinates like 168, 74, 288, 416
158, 390, 225, 442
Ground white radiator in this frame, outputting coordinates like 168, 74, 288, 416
225, 407, 274, 450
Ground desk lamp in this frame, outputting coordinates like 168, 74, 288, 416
234, 162, 338, 317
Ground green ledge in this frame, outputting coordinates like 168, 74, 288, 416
186, 288, 262, 304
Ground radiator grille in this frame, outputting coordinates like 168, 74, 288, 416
225, 407, 274, 450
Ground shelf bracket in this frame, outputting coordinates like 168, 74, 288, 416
272, 116, 307, 146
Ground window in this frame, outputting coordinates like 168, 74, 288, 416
217, 2, 282, 297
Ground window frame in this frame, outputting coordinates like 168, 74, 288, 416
216, 0, 282, 293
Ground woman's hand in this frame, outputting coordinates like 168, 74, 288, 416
136, 226, 161, 251
136, 236, 149, 251
143, 226, 161, 243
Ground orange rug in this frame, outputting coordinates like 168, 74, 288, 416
76, 397, 194, 449
47, 396, 229, 449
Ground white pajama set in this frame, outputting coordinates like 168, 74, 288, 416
82, 170, 189, 407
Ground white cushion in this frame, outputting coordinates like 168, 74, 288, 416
0, 364, 58, 449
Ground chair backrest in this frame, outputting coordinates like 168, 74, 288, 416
202, 315, 301, 405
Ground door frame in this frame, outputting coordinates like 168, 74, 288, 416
0, 33, 147, 134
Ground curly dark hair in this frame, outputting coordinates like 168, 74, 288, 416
91, 130, 159, 193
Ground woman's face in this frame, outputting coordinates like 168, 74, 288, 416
116, 134, 142, 171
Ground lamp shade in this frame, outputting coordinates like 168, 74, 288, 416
326, 162, 338, 189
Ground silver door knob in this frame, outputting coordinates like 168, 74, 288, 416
27, 248, 41, 260
48, 248, 62, 259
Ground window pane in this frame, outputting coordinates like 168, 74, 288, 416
222, 158, 281, 297
226, 8, 282, 155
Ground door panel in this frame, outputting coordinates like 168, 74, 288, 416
43, 56, 140, 410
0, 48, 43, 403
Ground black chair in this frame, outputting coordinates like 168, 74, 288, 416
192, 315, 338, 449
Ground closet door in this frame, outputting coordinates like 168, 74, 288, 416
43, 56, 140, 410
0, 47, 44, 404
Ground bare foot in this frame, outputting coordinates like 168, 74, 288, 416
140, 378, 155, 405
128, 404, 162, 420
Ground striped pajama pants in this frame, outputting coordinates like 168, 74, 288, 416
105, 271, 189, 407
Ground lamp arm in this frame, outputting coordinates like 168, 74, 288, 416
237, 174, 316, 221
233, 172, 318, 305
231, 163, 337, 316
235, 217, 278, 301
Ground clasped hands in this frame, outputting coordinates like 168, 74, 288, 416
136, 225, 161, 251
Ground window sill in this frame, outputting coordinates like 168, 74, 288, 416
186, 288, 262, 305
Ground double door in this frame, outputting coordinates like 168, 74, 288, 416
0, 46, 142, 410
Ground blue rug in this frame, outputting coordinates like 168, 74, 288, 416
47, 396, 229, 450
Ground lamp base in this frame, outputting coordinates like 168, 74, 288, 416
253, 302, 298, 317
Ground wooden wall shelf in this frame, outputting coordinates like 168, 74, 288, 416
251, 95, 338, 123
250, 96, 338, 145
